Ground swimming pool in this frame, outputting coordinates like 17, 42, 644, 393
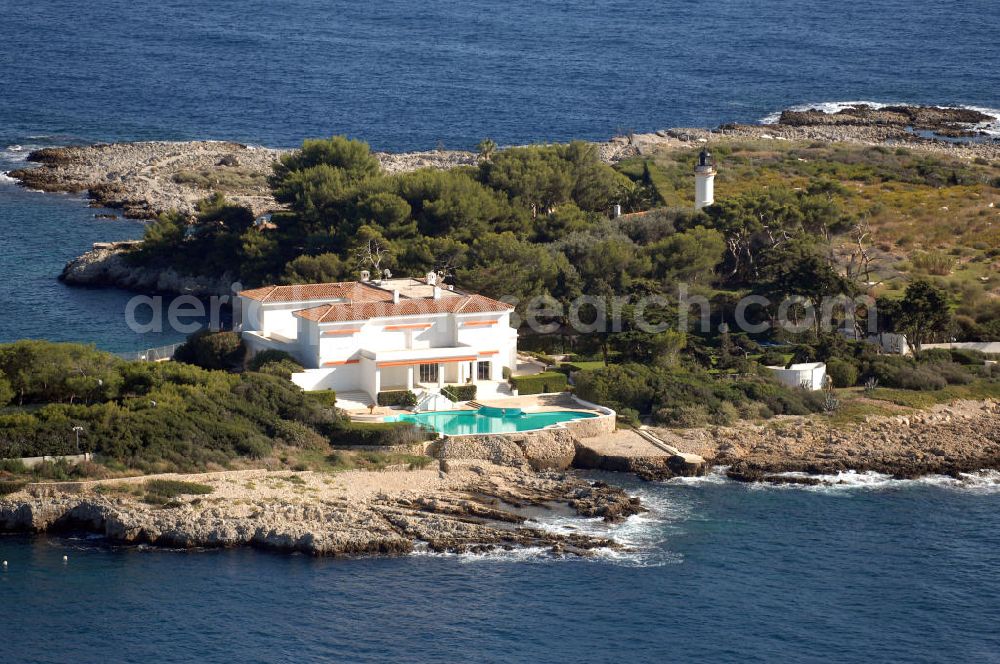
386, 408, 598, 436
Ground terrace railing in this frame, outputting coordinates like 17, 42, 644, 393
116, 342, 184, 363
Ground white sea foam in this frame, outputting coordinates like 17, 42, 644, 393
2, 143, 40, 165
759, 101, 1000, 137
662, 465, 731, 486
410, 480, 686, 567
749, 469, 1000, 494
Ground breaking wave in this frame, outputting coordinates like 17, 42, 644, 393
750, 469, 1000, 494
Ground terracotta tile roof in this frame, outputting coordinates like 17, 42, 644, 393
239, 282, 394, 304
294, 293, 513, 323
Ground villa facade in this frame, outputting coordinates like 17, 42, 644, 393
236, 274, 517, 403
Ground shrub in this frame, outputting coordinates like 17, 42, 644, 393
710, 402, 739, 426
305, 390, 338, 407
377, 390, 418, 408
655, 404, 710, 428
923, 361, 973, 385
327, 421, 434, 446
144, 479, 213, 499
256, 358, 305, 380
521, 350, 558, 366
509, 372, 568, 395
174, 331, 246, 370
911, 251, 953, 275
248, 350, 304, 373
272, 419, 327, 449
869, 359, 947, 390
442, 384, 477, 401
947, 349, 988, 366
826, 358, 859, 388
918, 349, 953, 363
616, 408, 640, 426
0, 479, 27, 496
759, 350, 787, 367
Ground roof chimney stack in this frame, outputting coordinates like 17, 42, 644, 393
433, 286, 441, 300
392, 289, 400, 304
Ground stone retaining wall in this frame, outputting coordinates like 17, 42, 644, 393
430, 428, 578, 471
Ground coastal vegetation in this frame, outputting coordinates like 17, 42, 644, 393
51, 135, 1000, 430
111, 137, 1000, 425
0, 340, 430, 475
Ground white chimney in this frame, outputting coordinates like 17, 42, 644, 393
360, 269, 370, 282
433, 286, 441, 300
392, 289, 400, 304
426, 271, 437, 286
612, 204, 622, 218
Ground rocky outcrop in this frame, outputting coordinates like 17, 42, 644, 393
0, 463, 642, 556
777, 104, 992, 134
573, 443, 705, 481
716, 104, 1000, 161
431, 428, 579, 471
7, 141, 479, 221
10, 141, 287, 219
653, 399, 1000, 481
59, 244, 234, 296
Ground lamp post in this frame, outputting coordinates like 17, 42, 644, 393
71, 426, 84, 453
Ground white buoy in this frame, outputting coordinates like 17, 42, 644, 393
63, 555, 68, 563
2, 560, 7, 568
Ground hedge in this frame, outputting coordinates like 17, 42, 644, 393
328, 421, 434, 447
442, 384, 477, 401
377, 390, 418, 407
509, 371, 569, 395
305, 390, 337, 407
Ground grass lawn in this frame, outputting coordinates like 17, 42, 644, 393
562, 361, 608, 372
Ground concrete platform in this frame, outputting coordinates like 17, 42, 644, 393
574, 429, 706, 479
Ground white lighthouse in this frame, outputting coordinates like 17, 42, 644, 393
694, 149, 716, 210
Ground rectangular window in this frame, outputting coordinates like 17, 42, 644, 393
477, 360, 491, 381
419, 363, 439, 383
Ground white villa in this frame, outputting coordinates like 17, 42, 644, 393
236, 273, 517, 404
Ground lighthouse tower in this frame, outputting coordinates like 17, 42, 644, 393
694, 149, 716, 210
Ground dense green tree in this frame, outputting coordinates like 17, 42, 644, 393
174, 331, 246, 371
889, 279, 952, 354
647, 226, 725, 287
0, 372, 15, 407
282, 252, 349, 284
271, 136, 381, 186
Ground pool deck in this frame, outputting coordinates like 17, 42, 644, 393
349, 393, 605, 424
476, 393, 592, 413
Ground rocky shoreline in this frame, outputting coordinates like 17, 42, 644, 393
653, 399, 1000, 485
0, 462, 643, 557
11, 105, 996, 224
58, 241, 236, 296
6, 103, 995, 295
8, 141, 480, 220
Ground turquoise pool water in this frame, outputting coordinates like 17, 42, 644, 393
387, 409, 597, 435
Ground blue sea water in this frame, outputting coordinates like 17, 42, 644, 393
2, 471, 1000, 664
1, 1, 1000, 661
1, 0, 999, 350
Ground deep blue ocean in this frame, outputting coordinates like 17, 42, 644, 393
1, 1, 999, 661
